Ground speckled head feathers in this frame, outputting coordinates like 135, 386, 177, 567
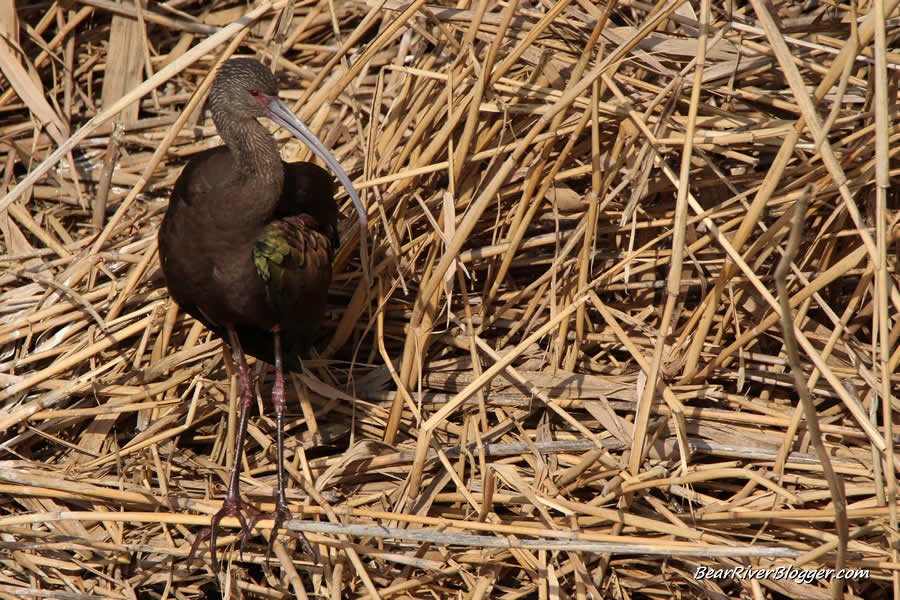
208, 58, 279, 124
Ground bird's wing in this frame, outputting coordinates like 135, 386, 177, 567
278, 161, 340, 248
252, 216, 333, 316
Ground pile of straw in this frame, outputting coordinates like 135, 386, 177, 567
1, 0, 897, 598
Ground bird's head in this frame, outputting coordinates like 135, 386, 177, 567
209, 57, 280, 123
207, 57, 367, 227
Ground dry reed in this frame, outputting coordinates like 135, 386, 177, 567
1, 0, 898, 598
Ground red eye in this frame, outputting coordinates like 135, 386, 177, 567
249, 89, 260, 96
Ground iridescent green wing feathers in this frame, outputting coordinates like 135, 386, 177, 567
253, 216, 334, 316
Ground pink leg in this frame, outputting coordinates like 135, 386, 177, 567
267, 328, 314, 561
189, 326, 262, 572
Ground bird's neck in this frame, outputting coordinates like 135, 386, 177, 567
216, 117, 286, 193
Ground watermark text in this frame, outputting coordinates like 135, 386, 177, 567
693, 565, 870, 584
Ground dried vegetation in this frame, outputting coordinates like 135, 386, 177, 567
1, 0, 899, 598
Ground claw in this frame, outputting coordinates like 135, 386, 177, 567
187, 495, 264, 572
261, 503, 292, 567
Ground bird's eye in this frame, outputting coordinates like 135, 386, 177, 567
249, 89, 260, 97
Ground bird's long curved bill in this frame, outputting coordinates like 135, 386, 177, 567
267, 98, 367, 227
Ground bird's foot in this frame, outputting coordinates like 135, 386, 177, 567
188, 495, 264, 572
257, 502, 291, 566
256, 501, 318, 566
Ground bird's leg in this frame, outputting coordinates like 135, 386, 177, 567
263, 327, 315, 562
268, 328, 291, 539
188, 326, 261, 572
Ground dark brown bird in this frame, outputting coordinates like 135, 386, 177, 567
158, 58, 366, 570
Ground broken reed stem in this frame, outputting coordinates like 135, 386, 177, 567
773, 186, 848, 597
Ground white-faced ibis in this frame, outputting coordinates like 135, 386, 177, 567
158, 57, 366, 570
